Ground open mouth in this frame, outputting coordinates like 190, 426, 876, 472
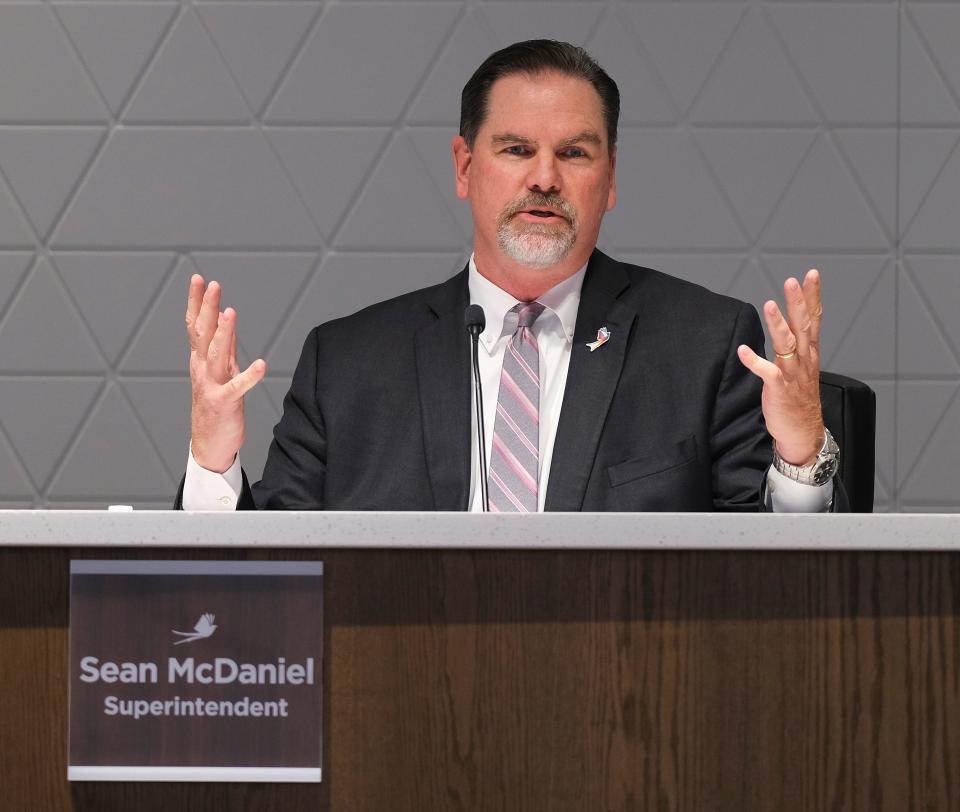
519, 209, 565, 221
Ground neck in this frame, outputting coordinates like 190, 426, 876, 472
473, 244, 593, 301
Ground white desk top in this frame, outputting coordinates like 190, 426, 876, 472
0, 510, 957, 551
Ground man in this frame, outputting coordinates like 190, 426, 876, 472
178, 40, 837, 512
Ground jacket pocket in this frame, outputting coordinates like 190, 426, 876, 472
606, 435, 698, 488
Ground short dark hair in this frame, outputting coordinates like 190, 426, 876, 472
460, 39, 620, 153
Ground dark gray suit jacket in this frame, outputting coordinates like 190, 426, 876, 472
177, 250, 779, 511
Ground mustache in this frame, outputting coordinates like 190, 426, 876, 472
498, 193, 577, 225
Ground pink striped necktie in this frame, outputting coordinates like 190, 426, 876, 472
487, 301, 545, 513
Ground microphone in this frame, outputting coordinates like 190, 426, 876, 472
464, 305, 489, 512
464, 304, 485, 336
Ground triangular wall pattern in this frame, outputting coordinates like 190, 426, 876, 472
902, 256, 960, 357
124, 8, 250, 123
336, 134, 464, 250
199, 2, 318, 115
899, 13, 960, 125
53, 129, 320, 249
0, 173, 37, 248
585, 11, 676, 126
55, 1, 178, 114
0, 254, 35, 316
266, 128, 392, 240
408, 9, 499, 125
832, 130, 897, 239
480, 3, 602, 49
267, 3, 459, 123
407, 128, 474, 242
897, 383, 960, 498
763, 135, 889, 250
0, 379, 101, 488
768, 3, 897, 123
902, 142, 960, 250
48, 383, 175, 500
897, 264, 960, 377
695, 129, 816, 241
899, 393, 960, 505
690, 9, 818, 124
606, 130, 746, 250
0, 4, 107, 122
54, 252, 175, 364
0, 259, 103, 373
0, 430, 34, 499
898, 131, 960, 237
0, 128, 105, 239
626, 2, 745, 117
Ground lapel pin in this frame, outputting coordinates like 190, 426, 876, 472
587, 326, 611, 352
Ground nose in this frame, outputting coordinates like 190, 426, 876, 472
525, 153, 561, 195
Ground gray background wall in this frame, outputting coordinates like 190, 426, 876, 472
0, 0, 955, 511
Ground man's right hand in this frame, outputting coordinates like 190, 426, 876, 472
186, 274, 266, 473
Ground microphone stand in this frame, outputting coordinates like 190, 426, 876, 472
465, 306, 489, 512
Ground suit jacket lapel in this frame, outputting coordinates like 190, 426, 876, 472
545, 252, 637, 511
415, 268, 472, 510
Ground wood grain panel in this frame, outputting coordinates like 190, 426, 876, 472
0, 548, 958, 811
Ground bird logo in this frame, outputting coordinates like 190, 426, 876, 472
171, 613, 218, 645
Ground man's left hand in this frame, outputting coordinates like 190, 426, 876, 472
737, 269, 825, 465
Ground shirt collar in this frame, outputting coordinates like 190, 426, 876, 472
467, 253, 585, 352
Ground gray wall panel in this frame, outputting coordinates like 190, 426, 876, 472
900, 1, 960, 512
0, 0, 950, 511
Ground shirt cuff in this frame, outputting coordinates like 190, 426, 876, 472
182, 443, 242, 511
765, 464, 834, 513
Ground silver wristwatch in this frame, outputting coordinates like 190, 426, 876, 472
772, 427, 840, 486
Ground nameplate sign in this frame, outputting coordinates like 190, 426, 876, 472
68, 560, 323, 782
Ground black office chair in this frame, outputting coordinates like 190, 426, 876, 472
819, 371, 876, 513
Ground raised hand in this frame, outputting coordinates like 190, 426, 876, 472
186, 274, 266, 473
737, 269, 825, 466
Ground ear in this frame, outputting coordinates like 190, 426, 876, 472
605, 149, 617, 212
452, 135, 472, 200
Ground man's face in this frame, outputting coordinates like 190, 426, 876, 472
453, 71, 617, 276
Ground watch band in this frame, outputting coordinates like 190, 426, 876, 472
772, 427, 840, 487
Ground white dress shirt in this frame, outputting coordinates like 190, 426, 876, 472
184, 256, 832, 512
467, 256, 583, 512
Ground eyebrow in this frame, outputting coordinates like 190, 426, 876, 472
490, 131, 603, 148
558, 131, 602, 148
491, 133, 534, 146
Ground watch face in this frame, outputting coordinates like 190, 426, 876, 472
813, 458, 839, 486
